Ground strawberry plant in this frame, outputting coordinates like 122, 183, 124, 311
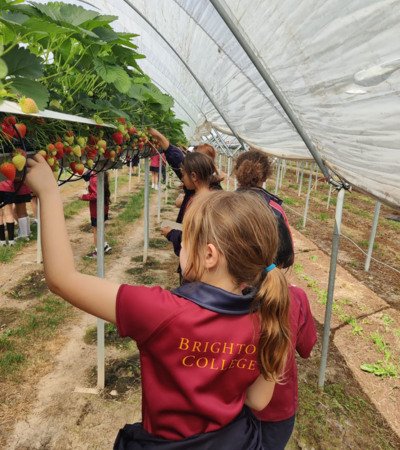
0, 0, 187, 177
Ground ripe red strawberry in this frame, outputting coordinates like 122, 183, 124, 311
4, 116, 17, 126
19, 97, 39, 114
69, 161, 77, 173
112, 131, 124, 145
54, 141, 64, 152
64, 146, 72, 155
55, 148, 64, 159
0, 162, 16, 181
117, 117, 126, 124
14, 123, 27, 139
1, 123, 16, 139
127, 126, 137, 135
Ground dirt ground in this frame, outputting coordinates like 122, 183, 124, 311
1, 165, 399, 449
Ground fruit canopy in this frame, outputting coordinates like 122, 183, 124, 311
0, 0, 187, 144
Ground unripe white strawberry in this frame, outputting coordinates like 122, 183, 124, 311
19, 97, 39, 114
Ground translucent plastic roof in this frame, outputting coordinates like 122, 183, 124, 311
35, 0, 400, 207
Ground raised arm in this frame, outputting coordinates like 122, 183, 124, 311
26, 155, 119, 323
147, 128, 169, 150
148, 128, 184, 179
245, 375, 275, 411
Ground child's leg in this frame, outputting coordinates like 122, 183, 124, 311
151, 171, 157, 187
260, 416, 295, 450
0, 208, 6, 245
15, 202, 30, 238
92, 226, 97, 247
4, 204, 15, 244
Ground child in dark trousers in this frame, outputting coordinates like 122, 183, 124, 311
26, 153, 294, 449
80, 172, 111, 258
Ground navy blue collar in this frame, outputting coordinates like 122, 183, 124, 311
173, 282, 254, 315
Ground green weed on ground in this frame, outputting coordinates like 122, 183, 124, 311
0, 296, 74, 378
64, 199, 86, 219
84, 323, 133, 350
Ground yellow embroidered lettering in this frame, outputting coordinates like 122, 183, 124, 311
192, 341, 202, 352
245, 344, 256, 355
248, 360, 256, 370
222, 342, 235, 355
210, 342, 221, 353
235, 343, 245, 354
179, 337, 190, 351
196, 357, 208, 368
182, 355, 195, 367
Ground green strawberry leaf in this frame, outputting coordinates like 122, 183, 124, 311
3, 46, 43, 79
0, 58, 8, 79
10, 77, 49, 110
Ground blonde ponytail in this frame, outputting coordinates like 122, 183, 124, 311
254, 267, 291, 381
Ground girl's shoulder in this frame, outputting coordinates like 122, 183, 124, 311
288, 284, 312, 317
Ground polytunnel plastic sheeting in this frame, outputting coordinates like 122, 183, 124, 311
31, 0, 400, 207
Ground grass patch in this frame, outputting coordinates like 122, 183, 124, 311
290, 348, 400, 450
149, 238, 168, 249
119, 188, 145, 223
64, 199, 86, 219
7, 270, 48, 300
0, 295, 73, 378
283, 196, 299, 206
84, 323, 132, 350
318, 212, 329, 221
358, 239, 378, 250
130, 255, 161, 268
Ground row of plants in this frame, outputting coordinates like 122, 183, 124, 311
0, 0, 187, 180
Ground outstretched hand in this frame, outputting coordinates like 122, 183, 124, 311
147, 128, 169, 150
25, 154, 58, 196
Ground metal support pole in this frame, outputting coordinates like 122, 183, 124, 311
96, 171, 105, 390
128, 159, 133, 192
298, 163, 304, 196
364, 201, 381, 272
226, 157, 231, 191
279, 160, 285, 188
318, 188, 345, 388
157, 160, 162, 223
165, 163, 169, 205
326, 184, 333, 210
302, 167, 314, 228
210, 0, 331, 180
296, 162, 300, 183
113, 169, 118, 202
36, 199, 42, 264
274, 160, 281, 195
143, 158, 150, 263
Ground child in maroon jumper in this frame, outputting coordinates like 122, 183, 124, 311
80, 172, 111, 258
26, 153, 293, 449
255, 285, 317, 449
